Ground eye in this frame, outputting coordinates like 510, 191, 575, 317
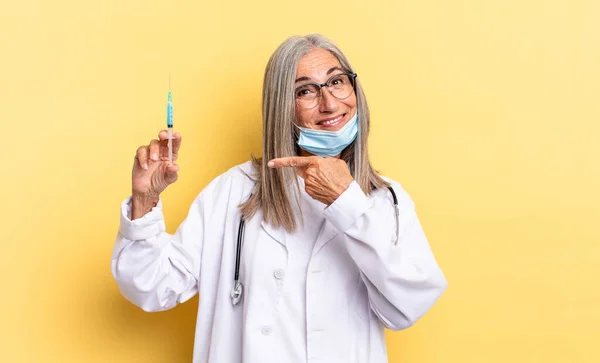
296, 88, 310, 97
295, 85, 317, 98
330, 75, 347, 86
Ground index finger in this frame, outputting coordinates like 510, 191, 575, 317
267, 156, 317, 168
159, 130, 182, 154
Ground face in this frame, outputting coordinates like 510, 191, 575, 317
294, 48, 357, 131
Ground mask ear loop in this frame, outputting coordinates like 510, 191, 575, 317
291, 121, 301, 132
291, 121, 300, 143
291, 119, 302, 155
291, 109, 301, 137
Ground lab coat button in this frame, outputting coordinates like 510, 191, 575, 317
273, 269, 285, 280
261, 325, 272, 335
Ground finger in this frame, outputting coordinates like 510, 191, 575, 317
159, 130, 181, 141
165, 163, 180, 173
171, 132, 182, 155
136, 146, 149, 170
267, 156, 316, 168
296, 167, 307, 180
148, 139, 160, 162
164, 163, 180, 184
158, 129, 168, 140
304, 166, 318, 177
158, 131, 182, 158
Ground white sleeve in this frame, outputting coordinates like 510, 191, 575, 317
110, 191, 207, 313
324, 181, 447, 330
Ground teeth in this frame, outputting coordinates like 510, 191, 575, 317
321, 115, 343, 126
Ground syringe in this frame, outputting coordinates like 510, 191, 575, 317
167, 73, 173, 166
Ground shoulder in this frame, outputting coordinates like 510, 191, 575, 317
196, 161, 257, 202
224, 160, 257, 188
374, 175, 416, 209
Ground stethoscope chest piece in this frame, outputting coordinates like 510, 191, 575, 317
231, 281, 243, 306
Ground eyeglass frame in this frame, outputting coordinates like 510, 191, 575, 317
294, 72, 358, 109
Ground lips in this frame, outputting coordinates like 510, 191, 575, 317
317, 113, 346, 128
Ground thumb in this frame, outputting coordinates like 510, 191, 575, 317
164, 163, 180, 184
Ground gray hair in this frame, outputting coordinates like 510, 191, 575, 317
240, 34, 389, 232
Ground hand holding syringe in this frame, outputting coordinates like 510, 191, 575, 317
129, 74, 182, 219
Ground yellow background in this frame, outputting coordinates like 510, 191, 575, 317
1, 0, 598, 362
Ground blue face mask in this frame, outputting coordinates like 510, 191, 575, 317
295, 112, 359, 157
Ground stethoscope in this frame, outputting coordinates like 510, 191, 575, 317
231, 186, 400, 306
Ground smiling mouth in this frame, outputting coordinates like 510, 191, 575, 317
317, 113, 346, 127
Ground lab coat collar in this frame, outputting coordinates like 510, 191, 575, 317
258, 213, 340, 254
260, 219, 286, 247
312, 219, 340, 256
258, 174, 343, 252
294, 176, 341, 255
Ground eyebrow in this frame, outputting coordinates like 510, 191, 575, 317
295, 66, 345, 83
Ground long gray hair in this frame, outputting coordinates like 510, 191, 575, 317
240, 34, 389, 232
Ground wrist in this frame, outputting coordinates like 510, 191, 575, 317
131, 193, 159, 220
337, 178, 353, 196
329, 180, 353, 205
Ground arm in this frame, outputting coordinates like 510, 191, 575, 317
324, 181, 447, 330
266, 156, 447, 329
110, 191, 208, 313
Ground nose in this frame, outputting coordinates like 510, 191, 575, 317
318, 87, 338, 113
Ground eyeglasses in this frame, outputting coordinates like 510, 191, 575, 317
294, 72, 357, 109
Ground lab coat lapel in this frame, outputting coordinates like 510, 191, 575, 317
312, 219, 340, 256
260, 220, 286, 247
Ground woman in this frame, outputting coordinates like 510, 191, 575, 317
111, 34, 447, 363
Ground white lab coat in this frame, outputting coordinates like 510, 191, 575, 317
111, 161, 447, 363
